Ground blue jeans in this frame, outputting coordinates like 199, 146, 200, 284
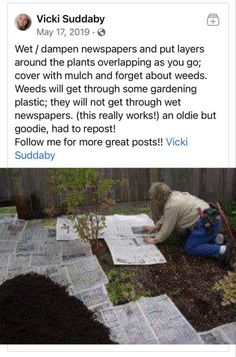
184, 218, 222, 258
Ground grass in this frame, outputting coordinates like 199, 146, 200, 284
100, 206, 151, 216
0, 206, 17, 214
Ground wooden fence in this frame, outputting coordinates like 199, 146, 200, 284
0, 168, 235, 219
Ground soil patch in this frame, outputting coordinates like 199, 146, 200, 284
0, 273, 115, 344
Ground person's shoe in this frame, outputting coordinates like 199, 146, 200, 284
215, 233, 225, 245
219, 242, 233, 266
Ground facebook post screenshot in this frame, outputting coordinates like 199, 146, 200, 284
1, 0, 235, 167
0, 0, 235, 356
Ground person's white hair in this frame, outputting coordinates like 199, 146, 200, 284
148, 182, 172, 203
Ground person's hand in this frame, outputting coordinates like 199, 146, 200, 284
143, 226, 155, 233
144, 237, 156, 244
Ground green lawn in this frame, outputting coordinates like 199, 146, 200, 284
0, 206, 17, 214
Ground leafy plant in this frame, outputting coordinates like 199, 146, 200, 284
106, 269, 151, 304
225, 201, 236, 231
213, 271, 236, 306
46, 169, 116, 250
230, 216, 236, 231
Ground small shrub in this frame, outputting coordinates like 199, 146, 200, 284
213, 271, 236, 306
107, 269, 151, 304
47, 169, 116, 250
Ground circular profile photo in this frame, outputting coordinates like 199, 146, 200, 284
15, 14, 31, 31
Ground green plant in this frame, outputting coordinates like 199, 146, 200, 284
224, 201, 236, 231
106, 269, 151, 304
230, 216, 236, 231
213, 271, 236, 306
47, 169, 116, 250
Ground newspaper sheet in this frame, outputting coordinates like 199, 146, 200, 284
0, 254, 10, 285
62, 240, 92, 263
37, 265, 73, 293
114, 214, 154, 225
75, 285, 112, 311
91, 302, 113, 314
21, 219, 56, 242
65, 255, 108, 293
137, 295, 203, 344
30, 241, 62, 266
105, 237, 166, 265
56, 217, 78, 240
0, 214, 16, 225
16, 240, 39, 253
0, 254, 10, 272
101, 214, 166, 264
99, 215, 118, 239
200, 321, 236, 344
20, 221, 41, 242
0, 214, 16, 237
100, 302, 158, 344
100, 214, 154, 239
0, 269, 8, 285
0, 220, 26, 241
7, 252, 32, 279
0, 240, 17, 254
113, 214, 154, 238
100, 294, 203, 344
21, 266, 42, 275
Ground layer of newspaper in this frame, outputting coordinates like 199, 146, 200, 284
37, 265, 73, 293
100, 294, 203, 344
0, 214, 16, 225
75, 285, 112, 312
31, 241, 62, 266
62, 240, 92, 263
56, 217, 78, 240
16, 240, 39, 253
0, 220, 26, 241
0, 218, 108, 306
0, 254, 10, 285
0, 240, 17, 254
65, 255, 108, 293
113, 214, 154, 238
200, 321, 236, 344
99, 301, 158, 344
99, 215, 118, 238
105, 237, 166, 265
100, 214, 154, 239
21, 219, 56, 243
137, 295, 203, 344
100, 214, 166, 264
7, 252, 32, 279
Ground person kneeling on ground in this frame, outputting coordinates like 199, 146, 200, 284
144, 182, 232, 265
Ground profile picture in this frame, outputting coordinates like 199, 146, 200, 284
15, 14, 31, 31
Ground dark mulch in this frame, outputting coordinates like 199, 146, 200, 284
0, 273, 115, 344
96, 235, 236, 333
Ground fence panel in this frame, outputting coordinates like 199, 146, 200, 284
0, 169, 235, 219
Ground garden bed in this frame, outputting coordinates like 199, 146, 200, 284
96, 234, 236, 332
